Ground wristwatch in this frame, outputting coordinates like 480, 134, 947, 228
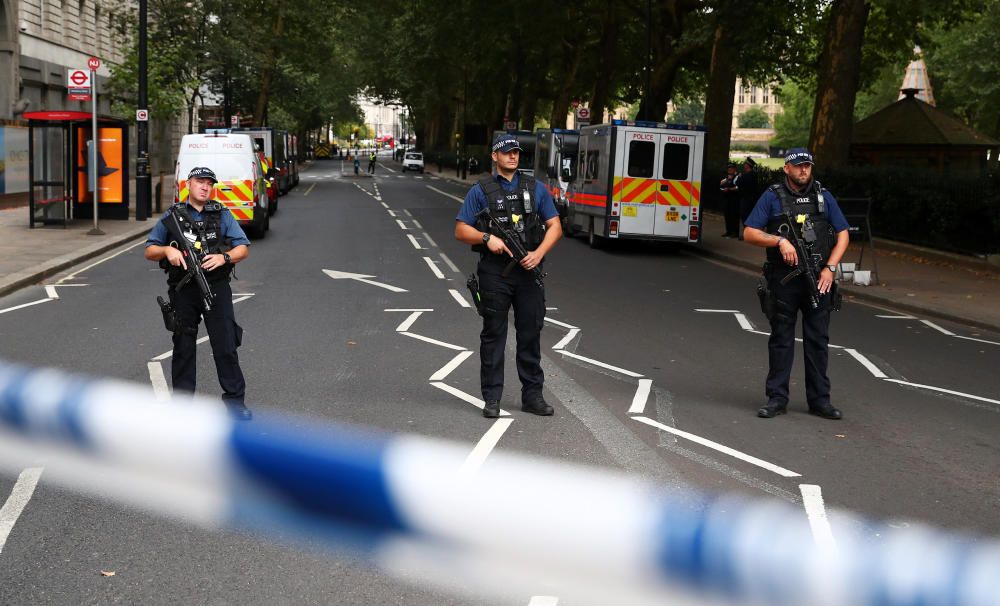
223, 252, 232, 265
482, 233, 491, 245
826, 264, 837, 272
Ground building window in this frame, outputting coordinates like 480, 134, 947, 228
738, 88, 745, 104
763, 88, 769, 104
750, 86, 757, 104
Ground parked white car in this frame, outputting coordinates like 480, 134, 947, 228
402, 151, 424, 173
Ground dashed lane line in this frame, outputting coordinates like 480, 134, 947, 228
800, 484, 837, 553
426, 185, 464, 203
423, 256, 445, 279
0, 467, 43, 555
449, 289, 471, 309
459, 419, 515, 477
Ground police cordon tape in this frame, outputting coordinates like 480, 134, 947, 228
1, 359, 998, 606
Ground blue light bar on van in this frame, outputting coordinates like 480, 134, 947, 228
204, 128, 231, 134
551, 128, 579, 135
610, 119, 707, 132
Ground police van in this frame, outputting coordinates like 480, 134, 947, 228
565, 119, 705, 246
232, 127, 290, 197
173, 133, 270, 239
533, 128, 579, 218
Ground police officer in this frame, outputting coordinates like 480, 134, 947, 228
368, 151, 377, 174
743, 148, 850, 420
144, 167, 252, 420
720, 162, 740, 237
455, 133, 563, 418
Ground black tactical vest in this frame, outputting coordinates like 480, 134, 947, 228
765, 180, 836, 268
162, 202, 232, 286
473, 174, 545, 253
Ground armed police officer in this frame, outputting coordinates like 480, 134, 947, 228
144, 167, 252, 421
455, 133, 563, 419
743, 148, 850, 420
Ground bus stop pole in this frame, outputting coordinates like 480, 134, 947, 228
87, 66, 104, 236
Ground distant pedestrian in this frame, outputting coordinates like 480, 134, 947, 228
720, 162, 740, 237
368, 151, 377, 174
743, 148, 850, 421
353, 157, 360, 175
736, 157, 758, 237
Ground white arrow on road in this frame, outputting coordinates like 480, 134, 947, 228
322, 269, 408, 293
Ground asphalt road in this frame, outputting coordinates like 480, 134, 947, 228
1, 154, 998, 605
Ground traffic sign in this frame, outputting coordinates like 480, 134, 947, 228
67, 69, 91, 88
576, 106, 591, 120
88, 56, 101, 70
136, 109, 149, 121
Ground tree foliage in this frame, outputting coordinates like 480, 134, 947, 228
738, 106, 771, 128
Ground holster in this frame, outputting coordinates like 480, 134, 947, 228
830, 281, 843, 312
157, 296, 178, 333
466, 273, 484, 316
757, 264, 776, 321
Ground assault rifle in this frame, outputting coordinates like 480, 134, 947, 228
165, 208, 216, 311
476, 208, 545, 288
777, 211, 822, 310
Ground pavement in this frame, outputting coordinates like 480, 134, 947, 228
3, 161, 1000, 334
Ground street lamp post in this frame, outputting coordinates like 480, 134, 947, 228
135, 0, 151, 221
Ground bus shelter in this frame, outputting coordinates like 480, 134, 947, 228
23, 111, 129, 228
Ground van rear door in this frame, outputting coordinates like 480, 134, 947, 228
653, 133, 696, 238
614, 127, 659, 236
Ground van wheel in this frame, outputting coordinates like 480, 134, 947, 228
588, 220, 602, 249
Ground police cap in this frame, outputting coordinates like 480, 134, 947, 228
187, 166, 218, 183
783, 148, 814, 166
491, 133, 522, 153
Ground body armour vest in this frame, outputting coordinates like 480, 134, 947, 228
765, 180, 836, 268
162, 203, 233, 286
473, 174, 545, 253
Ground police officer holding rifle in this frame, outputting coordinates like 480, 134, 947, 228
743, 148, 850, 420
455, 133, 562, 419
145, 167, 252, 421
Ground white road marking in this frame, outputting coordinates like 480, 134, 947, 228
402, 209, 412, 217
954, 335, 1000, 346
556, 350, 644, 378
56, 239, 145, 284
396, 219, 409, 230
426, 185, 463, 203
382, 165, 396, 173
449, 289, 471, 308
0, 467, 44, 554
876, 314, 916, 319
0, 298, 52, 315
395, 311, 424, 332
231, 295, 254, 304
387, 209, 396, 217
407, 234, 424, 250
44, 285, 59, 299
842, 348, 888, 379
323, 269, 408, 293
422, 231, 438, 248
734, 313, 754, 331
429, 350, 475, 381
438, 252, 460, 273
799, 484, 837, 553
528, 597, 559, 606
400, 331, 467, 351
552, 328, 579, 350
883, 379, 1000, 406
385, 308, 434, 312
628, 379, 654, 414
423, 256, 445, 279
429, 381, 511, 416
147, 361, 170, 400
920, 319, 956, 336
459, 419, 514, 477
632, 416, 801, 478
380, 201, 389, 209
544, 317, 579, 330
694, 308, 741, 313
304, 183, 316, 196
412, 219, 423, 229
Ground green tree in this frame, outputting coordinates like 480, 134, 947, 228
772, 81, 814, 149
738, 106, 770, 128
668, 98, 705, 124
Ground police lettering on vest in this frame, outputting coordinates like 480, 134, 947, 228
472, 175, 546, 253
765, 180, 836, 269
161, 202, 233, 285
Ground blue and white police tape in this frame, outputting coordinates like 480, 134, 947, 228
1, 359, 998, 606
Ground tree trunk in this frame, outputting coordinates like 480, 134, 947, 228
550, 41, 583, 128
701, 22, 739, 209
809, 0, 869, 168
588, 0, 618, 122
254, 3, 285, 126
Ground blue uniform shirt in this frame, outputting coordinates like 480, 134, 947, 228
456, 172, 559, 226
145, 203, 251, 248
744, 183, 850, 233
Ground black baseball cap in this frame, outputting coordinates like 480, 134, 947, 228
187, 166, 218, 182
491, 133, 522, 153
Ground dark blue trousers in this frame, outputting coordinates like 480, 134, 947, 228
170, 279, 246, 405
765, 271, 833, 409
477, 256, 545, 402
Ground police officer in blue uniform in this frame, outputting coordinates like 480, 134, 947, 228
144, 167, 252, 420
455, 133, 563, 419
743, 148, 850, 420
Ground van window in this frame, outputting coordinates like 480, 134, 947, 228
627, 141, 655, 178
584, 150, 600, 180
662, 143, 690, 180
180, 156, 252, 181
